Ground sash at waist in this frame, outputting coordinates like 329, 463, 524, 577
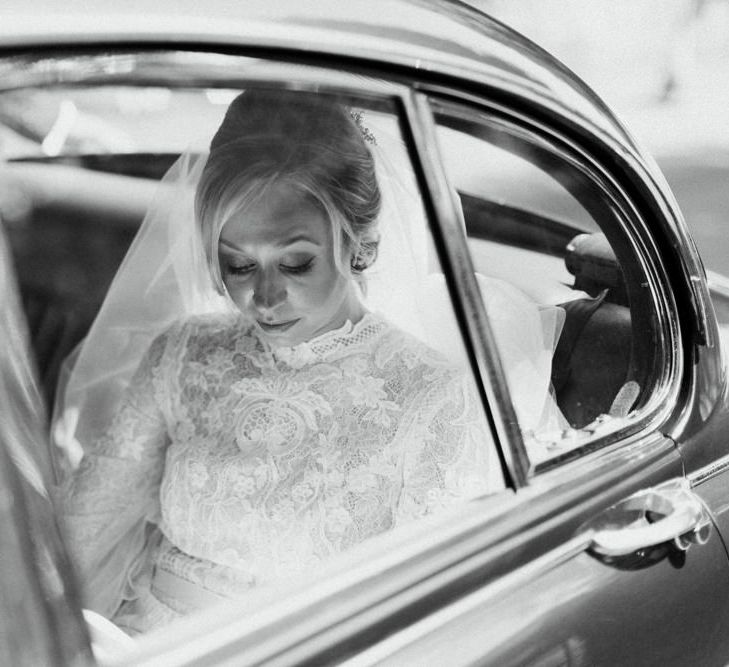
149, 538, 256, 614
151, 565, 228, 614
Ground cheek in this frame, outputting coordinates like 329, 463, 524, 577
301, 272, 348, 310
286, 280, 323, 308
222, 279, 250, 307
315, 251, 350, 297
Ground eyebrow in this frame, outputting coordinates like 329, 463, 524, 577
275, 234, 322, 248
218, 236, 322, 252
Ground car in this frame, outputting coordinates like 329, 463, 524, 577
2, 1, 729, 665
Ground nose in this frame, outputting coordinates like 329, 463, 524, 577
252, 267, 287, 312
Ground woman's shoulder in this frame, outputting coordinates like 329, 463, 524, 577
154, 312, 254, 355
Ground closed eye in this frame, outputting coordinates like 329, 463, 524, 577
224, 262, 256, 276
281, 258, 315, 274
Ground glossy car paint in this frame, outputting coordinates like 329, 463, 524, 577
2, 2, 729, 666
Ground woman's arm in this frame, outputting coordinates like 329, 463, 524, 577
395, 370, 504, 524
59, 330, 173, 617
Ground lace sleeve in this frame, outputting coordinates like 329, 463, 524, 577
59, 326, 177, 617
396, 369, 504, 524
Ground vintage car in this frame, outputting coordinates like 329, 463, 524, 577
3, 1, 729, 665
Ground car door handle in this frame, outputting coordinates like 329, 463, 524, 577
588, 478, 711, 557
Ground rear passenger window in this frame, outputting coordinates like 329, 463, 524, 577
429, 98, 665, 467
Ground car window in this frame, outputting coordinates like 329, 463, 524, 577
429, 97, 664, 468
0, 85, 233, 409
0, 86, 229, 160
1, 77, 515, 649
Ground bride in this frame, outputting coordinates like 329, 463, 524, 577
57, 88, 558, 635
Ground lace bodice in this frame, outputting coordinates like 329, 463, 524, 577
60, 312, 500, 630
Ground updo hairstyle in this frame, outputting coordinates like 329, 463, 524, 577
195, 89, 381, 292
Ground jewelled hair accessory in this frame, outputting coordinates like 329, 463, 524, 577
349, 109, 377, 145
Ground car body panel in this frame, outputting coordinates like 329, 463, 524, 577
353, 538, 729, 666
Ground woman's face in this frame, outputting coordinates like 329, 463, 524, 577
218, 183, 363, 347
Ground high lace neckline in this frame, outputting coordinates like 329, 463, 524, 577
254, 311, 385, 367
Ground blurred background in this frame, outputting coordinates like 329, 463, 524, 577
472, 0, 729, 274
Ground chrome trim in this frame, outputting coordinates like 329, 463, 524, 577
615, 143, 711, 351
525, 430, 676, 498
0, 50, 406, 93
404, 91, 528, 488
588, 478, 711, 557
688, 452, 729, 486
340, 532, 593, 667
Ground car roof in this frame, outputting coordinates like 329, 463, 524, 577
1, 0, 634, 151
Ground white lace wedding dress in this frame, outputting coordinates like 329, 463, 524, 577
60, 311, 502, 634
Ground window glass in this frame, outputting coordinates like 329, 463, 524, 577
1, 81, 509, 645
0, 86, 230, 160
430, 98, 661, 466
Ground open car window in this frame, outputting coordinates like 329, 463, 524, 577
429, 97, 666, 469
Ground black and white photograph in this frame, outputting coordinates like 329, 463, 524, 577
2, 1, 729, 665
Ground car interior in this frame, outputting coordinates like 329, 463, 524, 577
462, 193, 639, 429
440, 104, 657, 435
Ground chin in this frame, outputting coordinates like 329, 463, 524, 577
254, 321, 308, 347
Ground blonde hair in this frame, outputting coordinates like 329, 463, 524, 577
195, 89, 381, 293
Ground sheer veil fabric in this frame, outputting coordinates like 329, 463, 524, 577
53, 148, 227, 472
54, 93, 565, 628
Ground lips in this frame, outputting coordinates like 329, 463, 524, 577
256, 318, 300, 333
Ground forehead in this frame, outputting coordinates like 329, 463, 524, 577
219, 183, 332, 248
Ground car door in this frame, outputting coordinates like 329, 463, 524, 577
343, 92, 729, 665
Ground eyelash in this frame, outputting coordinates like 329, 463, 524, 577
224, 258, 315, 276
225, 264, 255, 276
282, 258, 315, 274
